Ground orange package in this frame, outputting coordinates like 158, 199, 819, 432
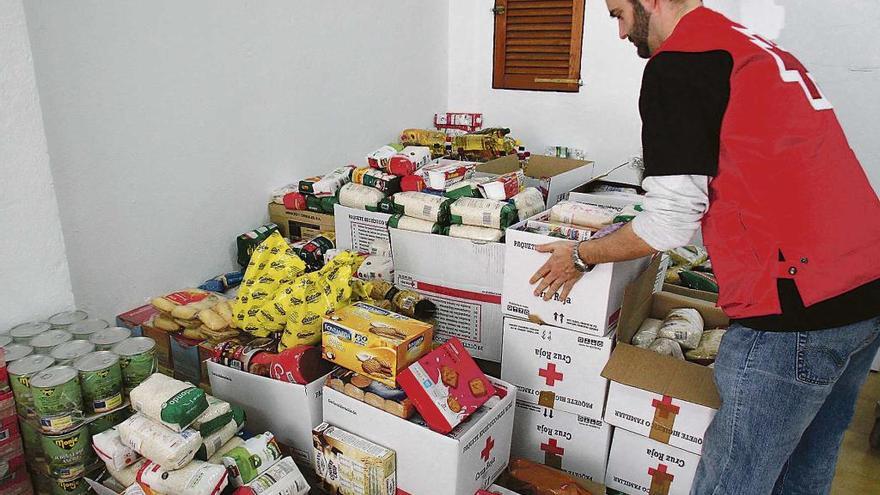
506, 458, 592, 495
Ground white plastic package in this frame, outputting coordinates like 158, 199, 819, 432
206, 437, 246, 465
137, 459, 228, 495
92, 427, 140, 471
549, 201, 617, 229
649, 338, 685, 360
129, 373, 208, 432
685, 328, 727, 363
117, 414, 202, 470
445, 225, 504, 243
241, 457, 310, 495
356, 256, 394, 282
338, 183, 386, 211
108, 459, 147, 487
657, 308, 705, 350
191, 395, 232, 434
510, 187, 546, 220
632, 318, 662, 348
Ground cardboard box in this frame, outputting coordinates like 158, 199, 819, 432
140, 324, 173, 371
312, 422, 396, 495
503, 214, 651, 336
391, 227, 506, 361
871, 347, 880, 372
601, 259, 727, 455
268, 203, 335, 241
605, 428, 700, 495
322, 302, 433, 387
334, 204, 392, 252
501, 317, 614, 419
511, 395, 612, 484
662, 283, 719, 303
477, 155, 595, 207
170, 334, 203, 385
198, 341, 215, 387
323, 378, 516, 495
116, 304, 160, 337
207, 361, 327, 465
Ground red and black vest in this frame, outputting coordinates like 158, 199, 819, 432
655, 7, 880, 318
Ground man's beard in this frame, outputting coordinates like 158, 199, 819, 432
629, 1, 652, 59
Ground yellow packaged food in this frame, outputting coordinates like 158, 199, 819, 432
322, 302, 433, 387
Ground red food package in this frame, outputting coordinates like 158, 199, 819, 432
396, 338, 495, 434
269, 345, 333, 384
507, 459, 592, 495
283, 192, 307, 210
400, 175, 427, 192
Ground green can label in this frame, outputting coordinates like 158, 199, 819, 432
119, 350, 157, 391
80, 362, 123, 414
33, 377, 83, 433
10, 374, 34, 415
20, 419, 44, 461
87, 407, 131, 436
41, 427, 92, 480
51, 475, 90, 495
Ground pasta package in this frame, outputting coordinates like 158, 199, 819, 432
338, 182, 386, 212
441, 225, 504, 243
450, 197, 518, 229
549, 201, 617, 229
657, 308, 705, 350
632, 318, 662, 348
299, 165, 355, 197
137, 459, 229, 495
388, 214, 441, 234
350, 167, 402, 195
511, 187, 546, 220
387, 146, 432, 176
92, 427, 140, 471
399, 128, 447, 156
649, 338, 685, 360
478, 170, 525, 200
685, 328, 726, 364
391, 192, 452, 223
366, 144, 404, 170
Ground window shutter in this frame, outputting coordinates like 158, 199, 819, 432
492, 0, 586, 92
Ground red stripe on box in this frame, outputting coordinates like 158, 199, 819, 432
415, 282, 501, 305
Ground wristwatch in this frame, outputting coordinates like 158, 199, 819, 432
571, 240, 593, 273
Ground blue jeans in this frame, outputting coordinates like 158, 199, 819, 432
691, 316, 880, 495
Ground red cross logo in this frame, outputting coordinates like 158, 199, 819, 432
648, 463, 675, 483
540, 438, 565, 457
652, 395, 681, 419
481, 436, 495, 462
538, 363, 564, 386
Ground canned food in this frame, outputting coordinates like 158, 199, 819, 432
2, 343, 32, 363
87, 407, 131, 436
20, 418, 44, 462
47, 310, 88, 330
88, 327, 131, 351
111, 337, 157, 393
50, 474, 90, 495
74, 351, 123, 414
8, 354, 55, 416
67, 319, 109, 341
40, 426, 92, 480
0, 335, 12, 348
9, 322, 51, 344
50, 341, 96, 366
30, 366, 83, 434
30, 330, 73, 355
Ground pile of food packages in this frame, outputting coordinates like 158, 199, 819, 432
1, 116, 731, 495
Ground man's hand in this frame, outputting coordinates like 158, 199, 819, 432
529, 241, 584, 302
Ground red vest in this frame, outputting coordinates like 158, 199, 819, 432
654, 7, 880, 318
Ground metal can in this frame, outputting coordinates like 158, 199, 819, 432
73, 351, 123, 414
30, 366, 84, 434
88, 327, 131, 351
2, 343, 33, 363
0, 335, 11, 348
20, 418, 44, 462
50, 341, 96, 367
8, 354, 55, 417
40, 426, 92, 480
9, 322, 51, 344
50, 474, 91, 495
30, 330, 74, 355
47, 310, 88, 330
31, 470, 54, 495
111, 337, 157, 393
87, 407, 131, 436
67, 319, 109, 341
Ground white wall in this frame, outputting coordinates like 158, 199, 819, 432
23, 1, 449, 320
0, 0, 74, 330
448, 0, 880, 190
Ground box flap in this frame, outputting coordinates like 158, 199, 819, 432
601, 344, 720, 408
524, 155, 592, 178
650, 291, 728, 329
662, 283, 719, 303
616, 257, 662, 346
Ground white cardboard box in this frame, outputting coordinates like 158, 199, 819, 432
477, 155, 595, 207
503, 216, 650, 336
391, 227, 506, 362
323, 377, 516, 495
501, 317, 613, 419
511, 395, 612, 484
334, 204, 392, 252
605, 429, 701, 495
207, 361, 327, 465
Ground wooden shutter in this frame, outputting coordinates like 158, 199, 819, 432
492, 0, 586, 92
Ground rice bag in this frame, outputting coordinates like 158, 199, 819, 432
510, 187, 545, 220
191, 395, 232, 437
388, 146, 432, 176
350, 167, 402, 195
613, 203, 644, 223
366, 144, 404, 170
680, 271, 719, 293
388, 214, 441, 234
649, 338, 685, 360
450, 197, 518, 229
222, 432, 283, 487
657, 308, 705, 350
441, 225, 504, 243
356, 255, 394, 282
117, 414, 202, 470
299, 165, 355, 197
207, 437, 246, 465
478, 170, 525, 200
632, 318, 662, 348
137, 459, 229, 495
685, 328, 726, 364
521, 220, 593, 241
549, 201, 617, 229
196, 407, 247, 461
130, 373, 209, 431
235, 457, 310, 495
391, 192, 452, 223
108, 458, 147, 487
417, 159, 477, 190
338, 182, 386, 211
93, 427, 140, 471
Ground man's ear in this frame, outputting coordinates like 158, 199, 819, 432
639, 0, 659, 14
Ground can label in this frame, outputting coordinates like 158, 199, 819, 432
87, 408, 130, 437
51, 475, 90, 495
33, 377, 83, 434
80, 362, 123, 414
41, 427, 92, 480
10, 373, 34, 416
119, 349, 157, 392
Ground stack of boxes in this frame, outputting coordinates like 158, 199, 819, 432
0, 348, 33, 495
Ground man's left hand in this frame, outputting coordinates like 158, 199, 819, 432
529, 241, 585, 302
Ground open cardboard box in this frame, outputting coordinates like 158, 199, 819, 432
477, 155, 595, 207
391, 227, 505, 362
268, 202, 335, 241
333, 204, 392, 252
601, 257, 727, 455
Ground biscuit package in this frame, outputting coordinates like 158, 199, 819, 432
325, 368, 415, 419
396, 337, 495, 434
312, 422, 396, 495
321, 302, 433, 387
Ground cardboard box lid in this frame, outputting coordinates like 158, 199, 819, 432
663, 283, 719, 303
477, 154, 593, 179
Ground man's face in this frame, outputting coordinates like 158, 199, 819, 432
606, 0, 653, 59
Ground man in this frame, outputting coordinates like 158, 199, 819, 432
530, 1, 880, 493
